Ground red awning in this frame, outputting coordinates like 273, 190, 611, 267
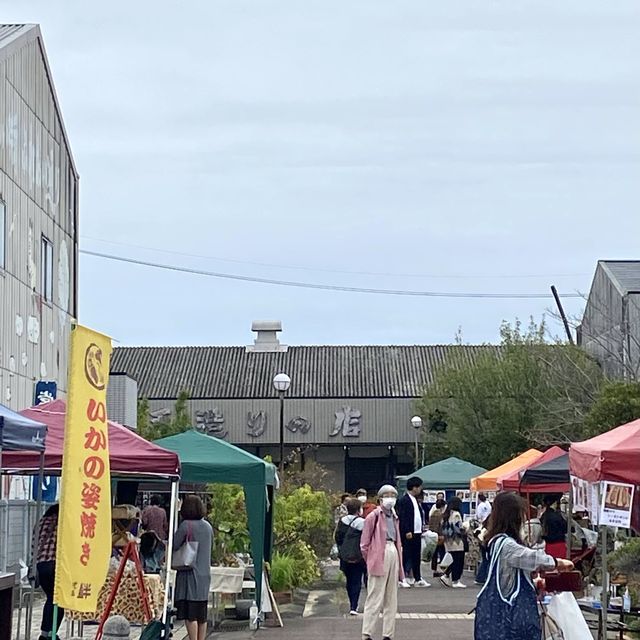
499, 446, 567, 493
569, 419, 640, 486
2, 400, 180, 479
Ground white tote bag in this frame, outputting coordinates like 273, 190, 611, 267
544, 592, 592, 640
439, 552, 453, 570
172, 522, 199, 570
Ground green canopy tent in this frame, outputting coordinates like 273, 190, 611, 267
154, 430, 277, 607
398, 456, 487, 492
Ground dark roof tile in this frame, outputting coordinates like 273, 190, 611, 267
111, 345, 500, 400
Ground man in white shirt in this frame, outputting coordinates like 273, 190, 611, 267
397, 477, 430, 587
476, 494, 492, 524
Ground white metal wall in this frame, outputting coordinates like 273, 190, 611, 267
0, 35, 77, 410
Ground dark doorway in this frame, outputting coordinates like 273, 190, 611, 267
345, 451, 396, 494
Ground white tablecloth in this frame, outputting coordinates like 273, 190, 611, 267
210, 566, 245, 594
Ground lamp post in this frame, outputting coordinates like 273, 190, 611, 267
411, 416, 423, 468
273, 373, 291, 472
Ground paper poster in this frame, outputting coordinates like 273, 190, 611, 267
571, 476, 600, 525
600, 481, 634, 529
456, 490, 471, 502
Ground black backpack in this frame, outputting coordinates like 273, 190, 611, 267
338, 517, 364, 563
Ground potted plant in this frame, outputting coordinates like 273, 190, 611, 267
268, 552, 296, 604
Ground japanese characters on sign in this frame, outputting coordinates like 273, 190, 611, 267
286, 416, 311, 434
195, 408, 228, 439
54, 326, 112, 613
247, 411, 267, 438
600, 481, 634, 529
330, 406, 362, 437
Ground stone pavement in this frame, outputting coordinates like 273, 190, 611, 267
13, 568, 606, 640
228, 573, 480, 640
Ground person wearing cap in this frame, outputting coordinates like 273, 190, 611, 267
360, 484, 404, 640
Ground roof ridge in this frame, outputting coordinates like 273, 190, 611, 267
113, 343, 499, 349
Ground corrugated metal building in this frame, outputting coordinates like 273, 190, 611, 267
0, 24, 78, 410
579, 261, 640, 380
112, 323, 500, 491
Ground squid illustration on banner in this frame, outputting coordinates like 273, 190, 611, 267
54, 326, 113, 612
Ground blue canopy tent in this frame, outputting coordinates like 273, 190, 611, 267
0, 402, 48, 623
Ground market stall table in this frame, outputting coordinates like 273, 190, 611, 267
67, 573, 163, 623
576, 597, 640, 640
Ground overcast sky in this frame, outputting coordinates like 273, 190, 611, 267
5, 1, 640, 346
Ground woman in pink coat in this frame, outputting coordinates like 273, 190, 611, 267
360, 484, 405, 640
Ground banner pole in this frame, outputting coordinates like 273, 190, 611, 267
51, 603, 59, 639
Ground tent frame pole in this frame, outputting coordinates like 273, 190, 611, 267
27, 454, 46, 640
162, 480, 179, 636
600, 525, 608, 640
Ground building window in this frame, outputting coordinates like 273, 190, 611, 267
0, 200, 5, 270
41, 235, 53, 301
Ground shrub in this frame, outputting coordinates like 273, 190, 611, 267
207, 484, 250, 564
274, 484, 333, 558
610, 538, 640, 605
269, 552, 297, 592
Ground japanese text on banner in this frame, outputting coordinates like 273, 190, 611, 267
54, 326, 113, 612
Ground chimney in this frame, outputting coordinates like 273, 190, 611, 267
247, 321, 288, 353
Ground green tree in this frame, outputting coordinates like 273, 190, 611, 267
584, 381, 640, 436
416, 319, 603, 469
137, 389, 192, 441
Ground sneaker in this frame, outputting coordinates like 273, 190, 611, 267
349, 610, 361, 616
440, 575, 452, 588
398, 580, 412, 588
452, 581, 467, 589
406, 577, 416, 585
415, 579, 431, 588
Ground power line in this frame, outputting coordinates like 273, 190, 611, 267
80, 235, 588, 281
80, 248, 583, 300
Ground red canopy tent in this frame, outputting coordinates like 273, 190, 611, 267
570, 419, 640, 625
498, 446, 567, 493
570, 419, 640, 486
2, 399, 180, 478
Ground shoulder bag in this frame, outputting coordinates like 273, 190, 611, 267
171, 522, 199, 570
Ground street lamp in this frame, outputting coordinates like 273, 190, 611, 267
273, 373, 291, 472
411, 416, 423, 468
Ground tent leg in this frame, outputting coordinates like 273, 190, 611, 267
162, 480, 179, 634
27, 455, 46, 640
566, 488, 573, 560
599, 525, 608, 640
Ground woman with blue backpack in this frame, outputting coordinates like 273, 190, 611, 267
474, 492, 574, 640
334, 497, 366, 615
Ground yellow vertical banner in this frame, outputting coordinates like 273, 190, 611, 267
54, 325, 113, 612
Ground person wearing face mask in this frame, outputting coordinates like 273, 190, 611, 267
356, 488, 376, 518
360, 485, 404, 640
335, 498, 366, 615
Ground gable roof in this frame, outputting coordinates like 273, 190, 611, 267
599, 260, 640, 295
0, 23, 78, 177
111, 344, 500, 400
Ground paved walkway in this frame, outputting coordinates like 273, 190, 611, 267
13, 569, 607, 640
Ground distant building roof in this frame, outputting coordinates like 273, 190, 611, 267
111, 344, 500, 400
599, 261, 640, 295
